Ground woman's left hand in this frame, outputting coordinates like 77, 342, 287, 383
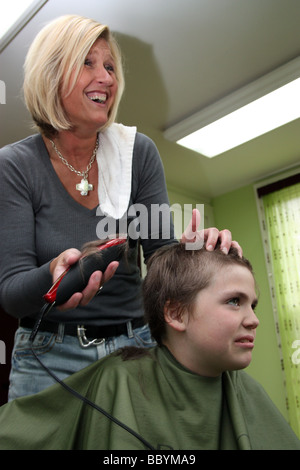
181, 208, 242, 256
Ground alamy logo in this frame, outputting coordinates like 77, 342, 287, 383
96, 203, 205, 251
292, 340, 300, 365
0, 80, 6, 104
0, 340, 6, 364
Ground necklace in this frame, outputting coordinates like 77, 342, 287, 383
49, 137, 99, 196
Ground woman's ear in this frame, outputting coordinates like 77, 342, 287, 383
164, 301, 187, 332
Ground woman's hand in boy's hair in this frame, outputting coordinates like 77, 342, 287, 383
181, 208, 242, 256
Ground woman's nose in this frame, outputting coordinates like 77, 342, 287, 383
96, 65, 114, 85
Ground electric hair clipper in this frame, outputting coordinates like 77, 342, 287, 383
30, 237, 129, 342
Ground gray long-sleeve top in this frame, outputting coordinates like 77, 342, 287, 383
0, 131, 175, 326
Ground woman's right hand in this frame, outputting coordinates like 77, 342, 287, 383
49, 248, 119, 311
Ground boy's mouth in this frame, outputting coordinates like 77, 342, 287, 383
235, 335, 255, 348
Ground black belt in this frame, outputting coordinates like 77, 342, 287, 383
20, 317, 145, 339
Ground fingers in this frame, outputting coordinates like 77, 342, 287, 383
79, 270, 103, 307
102, 261, 119, 284
79, 261, 119, 307
204, 227, 221, 251
181, 208, 243, 256
181, 209, 226, 251
181, 208, 201, 242
56, 261, 119, 311
205, 228, 232, 254
197, 228, 242, 256
230, 240, 243, 257
57, 292, 84, 312
181, 209, 205, 250
206, 229, 242, 257
50, 248, 82, 279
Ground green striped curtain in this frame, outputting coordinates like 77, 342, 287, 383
262, 182, 300, 437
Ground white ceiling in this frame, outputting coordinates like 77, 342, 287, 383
0, 0, 299, 199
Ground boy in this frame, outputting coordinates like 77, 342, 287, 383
0, 243, 299, 450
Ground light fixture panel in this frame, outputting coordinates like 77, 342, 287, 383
164, 57, 300, 158
0, 0, 48, 53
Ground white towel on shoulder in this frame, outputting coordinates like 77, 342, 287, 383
97, 123, 137, 219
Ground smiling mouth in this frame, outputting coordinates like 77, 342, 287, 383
86, 93, 107, 104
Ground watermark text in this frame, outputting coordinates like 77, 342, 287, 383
0, 80, 6, 104
0, 340, 6, 364
96, 203, 205, 250
292, 340, 300, 365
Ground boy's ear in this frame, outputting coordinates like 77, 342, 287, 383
164, 301, 187, 332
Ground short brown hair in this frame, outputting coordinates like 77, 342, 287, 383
143, 243, 254, 345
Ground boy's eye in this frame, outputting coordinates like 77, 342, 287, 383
227, 298, 240, 307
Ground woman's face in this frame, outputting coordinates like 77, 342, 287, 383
61, 38, 118, 134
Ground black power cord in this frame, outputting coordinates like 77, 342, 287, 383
31, 336, 155, 450
30, 342, 155, 450
29, 235, 155, 449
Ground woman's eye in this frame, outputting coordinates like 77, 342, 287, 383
84, 59, 93, 67
227, 298, 240, 307
105, 64, 115, 73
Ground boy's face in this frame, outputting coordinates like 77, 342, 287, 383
177, 264, 259, 377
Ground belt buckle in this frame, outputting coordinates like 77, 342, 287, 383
77, 325, 105, 348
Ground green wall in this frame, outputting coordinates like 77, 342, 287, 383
212, 184, 287, 419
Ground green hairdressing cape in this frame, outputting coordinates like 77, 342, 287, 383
0, 346, 299, 450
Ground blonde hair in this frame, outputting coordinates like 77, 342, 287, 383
23, 15, 125, 136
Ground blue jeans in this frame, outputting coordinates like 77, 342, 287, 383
8, 322, 155, 401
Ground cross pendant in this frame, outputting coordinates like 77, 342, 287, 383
76, 178, 93, 196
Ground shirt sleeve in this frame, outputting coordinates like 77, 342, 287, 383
0, 143, 53, 317
131, 133, 177, 262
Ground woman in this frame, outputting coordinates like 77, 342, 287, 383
0, 244, 298, 450
0, 15, 236, 400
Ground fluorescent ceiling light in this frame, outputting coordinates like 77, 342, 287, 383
164, 57, 300, 158
178, 78, 300, 157
0, 0, 48, 53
